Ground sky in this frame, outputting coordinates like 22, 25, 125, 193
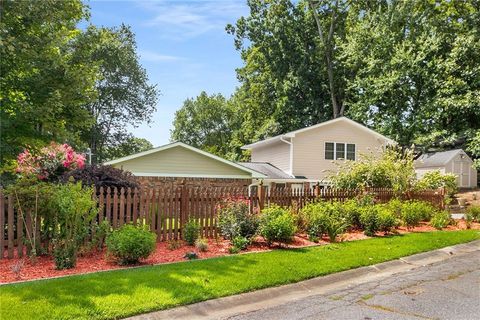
85, 0, 249, 146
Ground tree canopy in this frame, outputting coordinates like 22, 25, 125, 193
0, 0, 157, 168
172, 0, 479, 162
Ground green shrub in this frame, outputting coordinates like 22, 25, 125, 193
300, 201, 350, 241
359, 206, 379, 236
401, 200, 435, 228
342, 199, 362, 229
465, 213, 473, 229
53, 239, 77, 270
167, 239, 182, 250
195, 238, 208, 252
466, 206, 480, 222
377, 207, 398, 233
106, 224, 156, 265
300, 202, 330, 239
217, 199, 259, 241
384, 198, 403, 218
228, 246, 240, 254
415, 170, 458, 197
184, 219, 200, 245
260, 205, 296, 245
430, 211, 451, 230
232, 236, 249, 250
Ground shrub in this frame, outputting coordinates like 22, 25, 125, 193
195, 238, 209, 252
465, 213, 473, 229
260, 205, 296, 246
232, 236, 249, 250
300, 201, 349, 241
466, 206, 480, 222
184, 219, 200, 245
167, 239, 182, 250
106, 224, 156, 265
217, 199, 259, 241
49, 182, 98, 269
384, 198, 403, 218
228, 246, 240, 254
415, 170, 458, 197
359, 206, 379, 236
342, 199, 362, 229
62, 165, 138, 189
300, 202, 330, 239
430, 211, 451, 230
401, 200, 435, 228
377, 207, 398, 233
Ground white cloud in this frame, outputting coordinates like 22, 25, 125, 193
137, 0, 247, 39
138, 49, 183, 62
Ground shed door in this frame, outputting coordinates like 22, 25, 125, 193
453, 161, 470, 188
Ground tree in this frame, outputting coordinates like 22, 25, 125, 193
77, 25, 158, 163
171, 92, 237, 158
0, 0, 98, 164
103, 134, 153, 161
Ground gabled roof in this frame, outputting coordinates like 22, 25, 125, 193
242, 117, 395, 149
415, 149, 471, 168
104, 141, 267, 178
238, 162, 294, 179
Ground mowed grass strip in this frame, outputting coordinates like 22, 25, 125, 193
1, 230, 478, 320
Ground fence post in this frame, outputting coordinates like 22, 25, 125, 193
314, 182, 320, 197
258, 180, 265, 211
180, 180, 188, 237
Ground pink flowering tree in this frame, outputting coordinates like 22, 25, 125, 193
16, 142, 86, 181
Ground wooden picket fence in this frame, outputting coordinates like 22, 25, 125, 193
0, 185, 445, 259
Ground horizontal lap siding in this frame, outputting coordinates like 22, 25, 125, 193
251, 141, 291, 173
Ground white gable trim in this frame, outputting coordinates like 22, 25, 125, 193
242, 117, 395, 150
104, 141, 267, 178
130, 172, 255, 179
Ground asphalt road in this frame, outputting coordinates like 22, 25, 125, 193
227, 250, 480, 320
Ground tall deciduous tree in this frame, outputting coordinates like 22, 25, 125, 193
0, 0, 98, 163
103, 134, 153, 161
77, 25, 158, 163
171, 92, 238, 158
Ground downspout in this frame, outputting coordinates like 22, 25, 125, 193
280, 136, 294, 177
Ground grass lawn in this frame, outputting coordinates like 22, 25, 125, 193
1, 230, 478, 320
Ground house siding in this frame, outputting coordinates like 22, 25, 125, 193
251, 140, 291, 173
292, 120, 389, 181
111, 145, 251, 178
445, 153, 477, 188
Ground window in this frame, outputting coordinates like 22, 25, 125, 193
346, 144, 356, 161
325, 142, 356, 161
325, 142, 334, 160
336, 143, 345, 160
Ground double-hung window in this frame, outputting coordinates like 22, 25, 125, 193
325, 142, 356, 161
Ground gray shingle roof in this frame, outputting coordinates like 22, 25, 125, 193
237, 162, 293, 179
415, 149, 463, 168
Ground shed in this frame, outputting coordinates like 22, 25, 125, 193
104, 142, 266, 188
414, 149, 477, 188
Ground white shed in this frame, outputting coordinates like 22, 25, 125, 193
415, 149, 477, 188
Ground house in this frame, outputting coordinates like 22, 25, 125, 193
104, 142, 266, 188
415, 149, 477, 188
241, 117, 395, 188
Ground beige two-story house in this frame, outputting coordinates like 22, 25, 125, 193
240, 117, 395, 188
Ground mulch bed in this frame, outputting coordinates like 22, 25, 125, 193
1, 222, 478, 284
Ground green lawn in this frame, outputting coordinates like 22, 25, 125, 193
1, 230, 478, 320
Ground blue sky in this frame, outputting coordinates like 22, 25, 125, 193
85, 0, 249, 146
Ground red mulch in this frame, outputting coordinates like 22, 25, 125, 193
1, 222, 478, 284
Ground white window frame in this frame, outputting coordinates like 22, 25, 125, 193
325, 142, 356, 161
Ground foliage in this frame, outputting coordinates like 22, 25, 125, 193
91, 220, 111, 250
171, 92, 238, 159
341, 199, 362, 229
167, 240, 183, 251
259, 205, 296, 245
232, 236, 250, 251
466, 131, 480, 169
102, 135, 153, 162
377, 207, 399, 233
49, 182, 98, 269
0, 0, 97, 164
430, 211, 451, 230
465, 213, 473, 229
106, 224, 156, 265
384, 199, 404, 219
183, 220, 200, 246
77, 25, 158, 163
195, 238, 209, 252
359, 206, 380, 237
331, 147, 416, 194
401, 201, 435, 228
466, 206, 480, 222
16, 143, 85, 181
62, 164, 138, 189
2, 231, 478, 320
415, 170, 458, 197
300, 201, 349, 241
217, 198, 259, 241
228, 246, 241, 254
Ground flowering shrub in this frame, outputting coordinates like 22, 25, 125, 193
217, 198, 259, 241
16, 142, 85, 181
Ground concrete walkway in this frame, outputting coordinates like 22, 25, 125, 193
127, 240, 480, 320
